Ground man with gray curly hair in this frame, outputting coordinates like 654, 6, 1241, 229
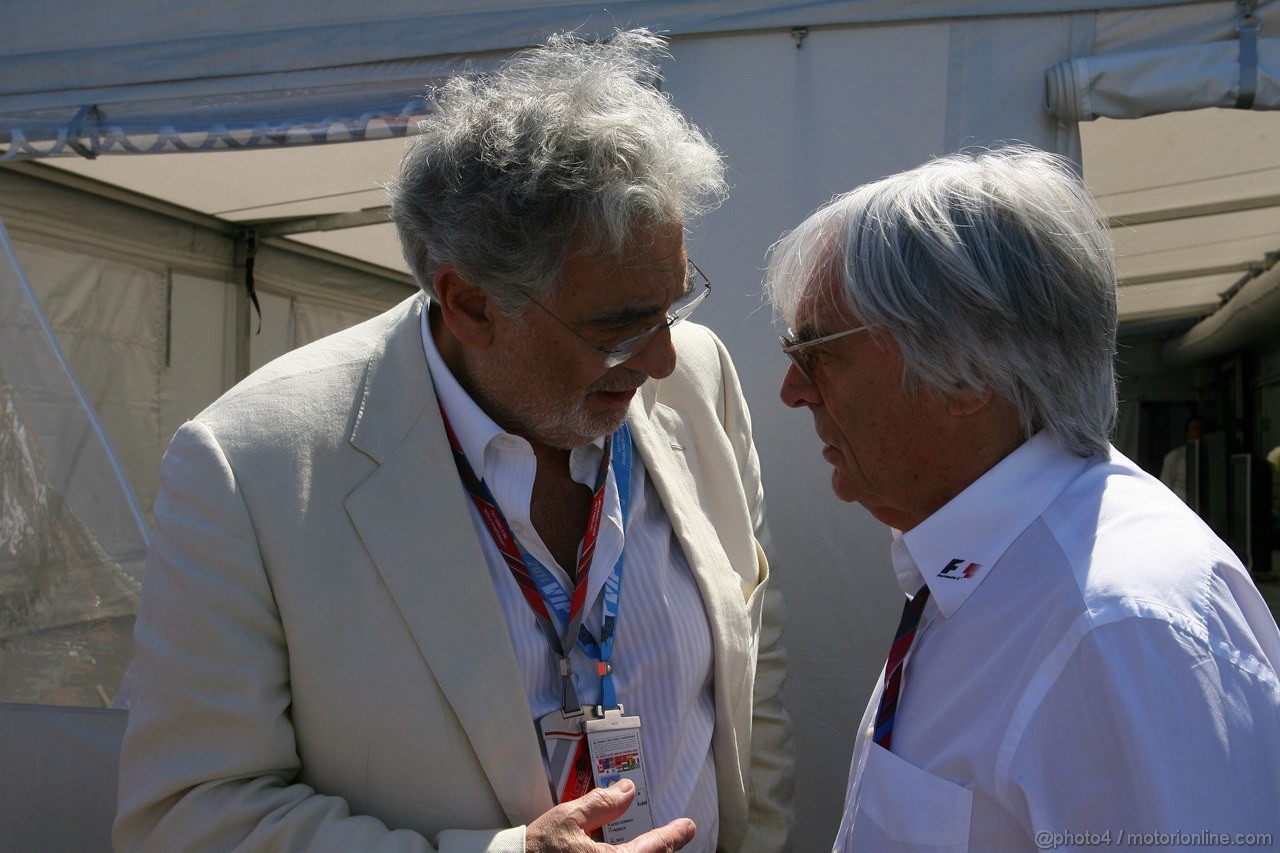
766, 147, 1280, 850
115, 30, 792, 853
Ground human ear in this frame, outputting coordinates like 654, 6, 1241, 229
946, 386, 994, 417
433, 265, 498, 349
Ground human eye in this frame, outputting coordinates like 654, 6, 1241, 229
584, 309, 649, 337
793, 347, 820, 377
595, 319, 638, 335
792, 337, 836, 374
807, 345, 832, 367
589, 319, 654, 352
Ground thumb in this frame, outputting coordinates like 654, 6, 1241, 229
572, 779, 637, 832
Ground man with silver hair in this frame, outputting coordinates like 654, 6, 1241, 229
116, 30, 792, 853
766, 147, 1280, 850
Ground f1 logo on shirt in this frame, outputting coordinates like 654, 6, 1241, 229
937, 558, 982, 580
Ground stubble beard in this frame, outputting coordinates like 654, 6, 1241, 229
469, 344, 641, 451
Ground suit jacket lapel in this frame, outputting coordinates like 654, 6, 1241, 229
626, 391, 754, 783
343, 296, 553, 824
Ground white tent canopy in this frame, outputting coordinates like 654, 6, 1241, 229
2, 1, 1279, 849
1, 0, 1253, 160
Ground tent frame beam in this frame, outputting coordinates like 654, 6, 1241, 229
1119, 261, 1261, 288
1107, 193, 1280, 228
248, 208, 392, 239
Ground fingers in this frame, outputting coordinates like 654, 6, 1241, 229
614, 818, 697, 853
572, 779, 637, 831
525, 785, 695, 853
526, 781, 639, 851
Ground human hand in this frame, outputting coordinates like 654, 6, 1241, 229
525, 780, 696, 852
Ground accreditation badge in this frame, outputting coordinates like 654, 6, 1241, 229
538, 706, 595, 804
585, 706, 656, 844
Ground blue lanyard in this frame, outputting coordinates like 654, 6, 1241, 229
522, 424, 631, 710
442, 403, 633, 712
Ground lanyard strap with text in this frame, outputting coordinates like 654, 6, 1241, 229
525, 426, 631, 711
440, 409, 631, 712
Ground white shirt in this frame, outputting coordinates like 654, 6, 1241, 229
835, 432, 1280, 852
421, 310, 719, 849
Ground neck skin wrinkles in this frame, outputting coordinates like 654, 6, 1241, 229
891, 396, 1027, 532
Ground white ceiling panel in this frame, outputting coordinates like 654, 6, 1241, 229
1082, 108, 1280, 323
1116, 272, 1238, 323
1109, 208, 1280, 277
1083, 109, 1280, 215
43, 138, 407, 221
284, 223, 408, 274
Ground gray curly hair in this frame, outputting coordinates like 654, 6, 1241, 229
765, 146, 1118, 458
389, 29, 727, 309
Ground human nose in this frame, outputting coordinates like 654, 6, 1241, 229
620, 325, 677, 380
780, 360, 821, 408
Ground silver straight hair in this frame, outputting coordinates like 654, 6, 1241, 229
764, 146, 1118, 458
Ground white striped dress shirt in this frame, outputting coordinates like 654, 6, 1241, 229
421, 311, 718, 850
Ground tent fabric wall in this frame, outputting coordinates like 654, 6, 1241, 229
294, 299, 383, 347
1095, 0, 1278, 56
1, 232, 399, 521
0, 0, 1229, 159
0, 0, 1218, 103
0, 165, 416, 310
9, 240, 167, 519
1, 228, 145, 709
162, 273, 233, 472
0, 169, 414, 519
245, 293, 384, 373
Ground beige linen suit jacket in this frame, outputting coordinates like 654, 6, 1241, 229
114, 295, 794, 852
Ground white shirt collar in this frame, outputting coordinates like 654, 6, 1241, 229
896, 431, 1093, 617
418, 301, 607, 476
